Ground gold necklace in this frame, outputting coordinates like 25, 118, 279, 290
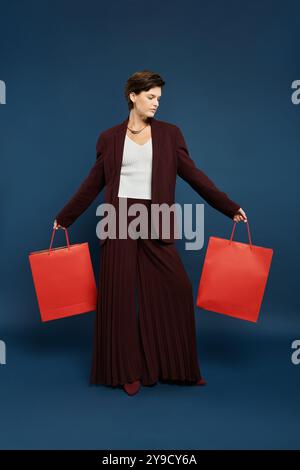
127, 123, 149, 134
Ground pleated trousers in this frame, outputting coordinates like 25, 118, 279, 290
90, 197, 204, 387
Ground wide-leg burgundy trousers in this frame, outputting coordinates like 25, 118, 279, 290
89, 197, 203, 387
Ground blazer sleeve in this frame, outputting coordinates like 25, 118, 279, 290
55, 132, 106, 228
175, 126, 241, 219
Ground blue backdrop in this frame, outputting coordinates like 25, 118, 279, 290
0, 0, 299, 450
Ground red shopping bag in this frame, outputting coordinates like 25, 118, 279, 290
196, 220, 273, 322
28, 228, 97, 322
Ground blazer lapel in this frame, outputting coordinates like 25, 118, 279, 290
113, 115, 161, 201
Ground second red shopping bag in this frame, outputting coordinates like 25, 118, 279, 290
196, 220, 273, 322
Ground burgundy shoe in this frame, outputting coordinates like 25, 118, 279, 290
195, 378, 207, 386
123, 380, 141, 396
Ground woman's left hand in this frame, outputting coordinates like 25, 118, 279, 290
233, 207, 247, 223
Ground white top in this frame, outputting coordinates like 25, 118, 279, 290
117, 135, 153, 199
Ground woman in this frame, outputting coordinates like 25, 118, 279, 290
54, 70, 247, 396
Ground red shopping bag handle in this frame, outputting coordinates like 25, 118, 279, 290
48, 227, 71, 254
229, 220, 253, 250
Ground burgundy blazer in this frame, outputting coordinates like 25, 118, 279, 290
55, 115, 241, 245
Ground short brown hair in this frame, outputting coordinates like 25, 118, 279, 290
124, 70, 165, 110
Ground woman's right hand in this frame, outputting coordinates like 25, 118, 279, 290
53, 219, 66, 230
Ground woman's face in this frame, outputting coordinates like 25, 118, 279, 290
130, 87, 161, 118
